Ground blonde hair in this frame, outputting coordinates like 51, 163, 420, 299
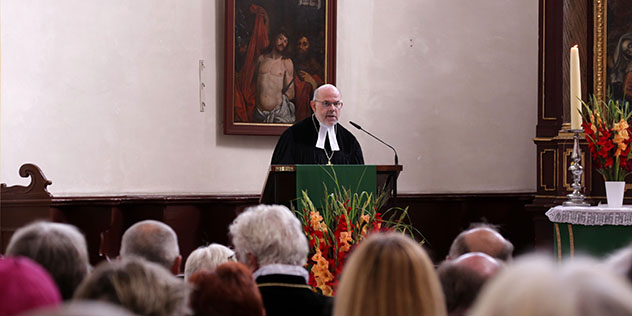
333, 232, 446, 316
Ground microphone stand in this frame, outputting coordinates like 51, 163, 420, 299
349, 121, 400, 202
349, 121, 399, 165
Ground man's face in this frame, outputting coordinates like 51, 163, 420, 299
310, 86, 342, 126
275, 34, 288, 52
297, 36, 310, 54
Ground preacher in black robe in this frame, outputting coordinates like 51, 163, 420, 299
271, 115, 364, 165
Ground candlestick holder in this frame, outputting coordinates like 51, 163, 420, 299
564, 129, 589, 206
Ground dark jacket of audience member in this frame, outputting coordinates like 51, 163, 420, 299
5, 221, 90, 300
189, 262, 265, 316
0, 257, 62, 316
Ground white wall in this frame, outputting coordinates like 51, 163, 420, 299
0, 0, 538, 196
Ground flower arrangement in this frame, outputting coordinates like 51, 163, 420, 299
293, 187, 421, 296
581, 95, 632, 181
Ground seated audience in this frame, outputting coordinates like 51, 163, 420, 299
470, 255, 632, 316
229, 204, 332, 316
73, 257, 188, 316
603, 242, 632, 282
184, 243, 235, 282
189, 261, 265, 316
437, 252, 502, 316
5, 221, 91, 300
334, 232, 447, 316
120, 219, 182, 275
0, 257, 61, 316
447, 223, 514, 261
21, 301, 137, 316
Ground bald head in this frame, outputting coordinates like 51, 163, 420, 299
438, 252, 503, 316
120, 220, 181, 275
452, 252, 502, 278
448, 225, 514, 261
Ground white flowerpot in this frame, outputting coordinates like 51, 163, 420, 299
605, 181, 626, 208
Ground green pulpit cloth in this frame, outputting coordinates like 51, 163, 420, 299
296, 165, 377, 208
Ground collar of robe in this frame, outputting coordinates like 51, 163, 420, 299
314, 116, 340, 151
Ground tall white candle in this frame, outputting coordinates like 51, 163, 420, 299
570, 45, 582, 130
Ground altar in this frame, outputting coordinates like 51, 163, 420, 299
546, 205, 632, 261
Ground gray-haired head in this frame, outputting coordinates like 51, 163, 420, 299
229, 204, 308, 269
120, 220, 181, 274
6, 221, 90, 300
21, 301, 138, 316
603, 242, 632, 283
470, 255, 632, 316
184, 243, 235, 281
73, 257, 189, 316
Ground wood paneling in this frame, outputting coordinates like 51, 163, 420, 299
2, 164, 538, 267
3, 194, 536, 266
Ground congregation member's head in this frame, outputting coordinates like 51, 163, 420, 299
437, 252, 502, 316
334, 232, 447, 316
189, 262, 265, 316
6, 221, 90, 300
603, 242, 632, 283
73, 257, 188, 316
229, 204, 332, 316
120, 220, 182, 275
470, 255, 632, 316
0, 257, 61, 316
21, 301, 137, 316
184, 243, 235, 282
229, 204, 308, 270
447, 223, 514, 261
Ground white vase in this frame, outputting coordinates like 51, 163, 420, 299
605, 181, 625, 208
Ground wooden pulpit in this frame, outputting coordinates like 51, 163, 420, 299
260, 165, 402, 205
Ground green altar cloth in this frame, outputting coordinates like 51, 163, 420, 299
547, 205, 632, 261
553, 223, 632, 259
296, 165, 377, 208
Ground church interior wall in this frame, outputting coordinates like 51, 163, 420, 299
0, 0, 538, 196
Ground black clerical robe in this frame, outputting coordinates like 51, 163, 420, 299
271, 116, 364, 165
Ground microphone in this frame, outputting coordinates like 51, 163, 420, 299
349, 121, 399, 165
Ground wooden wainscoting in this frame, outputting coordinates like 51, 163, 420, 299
3, 191, 537, 265
1, 164, 538, 266
392, 193, 538, 262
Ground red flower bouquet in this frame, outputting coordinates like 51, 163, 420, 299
293, 188, 420, 296
581, 95, 632, 181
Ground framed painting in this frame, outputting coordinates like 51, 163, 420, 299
224, 0, 337, 135
593, 0, 632, 102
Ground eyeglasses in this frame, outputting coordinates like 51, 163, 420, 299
314, 100, 343, 109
